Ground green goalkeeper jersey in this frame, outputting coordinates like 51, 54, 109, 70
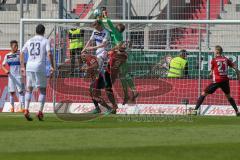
99, 18, 123, 47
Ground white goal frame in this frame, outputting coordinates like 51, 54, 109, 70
20, 19, 240, 51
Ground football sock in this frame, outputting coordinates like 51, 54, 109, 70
120, 78, 129, 98
25, 92, 32, 110
97, 97, 111, 110
9, 94, 14, 107
106, 88, 117, 107
19, 92, 25, 108
228, 97, 239, 113
38, 94, 46, 112
127, 77, 136, 91
195, 95, 206, 110
92, 99, 100, 110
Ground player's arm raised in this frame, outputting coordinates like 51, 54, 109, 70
87, 41, 108, 51
82, 39, 92, 53
82, 30, 95, 53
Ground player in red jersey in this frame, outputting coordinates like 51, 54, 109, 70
194, 46, 240, 116
81, 52, 114, 114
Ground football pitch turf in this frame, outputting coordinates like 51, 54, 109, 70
0, 113, 240, 160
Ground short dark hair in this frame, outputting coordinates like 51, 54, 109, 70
179, 49, 188, 56
92, 20, 101, 27
10, 40, 18, 46
116, 23, 125, 33
36, 24, 45, 35
215, 45, 223, 54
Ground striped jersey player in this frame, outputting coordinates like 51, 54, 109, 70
82, 20, 110, 71
2, 40, 25, 112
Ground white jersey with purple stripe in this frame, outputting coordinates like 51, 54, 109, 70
90, 29, 109, 55
2, 52, 22, 78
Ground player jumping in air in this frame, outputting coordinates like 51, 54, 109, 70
194, 45, 240, 116
82, 20, 118, 113
2, 40, 25, 113
81, 52, 113, 114
20, 24, 54, 121
101, 8, 139, 105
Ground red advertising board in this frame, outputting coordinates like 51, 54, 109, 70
0, 77, 239, 109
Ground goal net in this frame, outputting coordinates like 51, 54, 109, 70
20, 19, 240, 116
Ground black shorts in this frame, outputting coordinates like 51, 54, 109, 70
91, 71, 112, 90
70, 48, 82, 55
204, 80, 230, 95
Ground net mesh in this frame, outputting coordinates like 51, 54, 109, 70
21, 20, 240, 111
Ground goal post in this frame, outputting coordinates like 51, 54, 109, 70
19, 19, 240, 116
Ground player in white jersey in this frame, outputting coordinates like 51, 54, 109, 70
20, 24, 54, 121
82, 20, 109, 70
2, 40, 25, 113
82, 20, 118, 114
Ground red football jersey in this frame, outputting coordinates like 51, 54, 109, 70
84, 55, 98, 80
211, 56, 234, 83
85, 55, 98, 67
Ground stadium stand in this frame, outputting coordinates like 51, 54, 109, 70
0, 0, 238, 49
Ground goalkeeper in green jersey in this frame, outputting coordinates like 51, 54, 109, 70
99, 7, 139, 105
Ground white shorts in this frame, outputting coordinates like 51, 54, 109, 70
96, 50, 108, 70
8, 74, 24, 93
26, 71, 47, 88
96, 49, 107, 60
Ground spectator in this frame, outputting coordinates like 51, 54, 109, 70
167, 49, 188, 78
68, 26, 84, 75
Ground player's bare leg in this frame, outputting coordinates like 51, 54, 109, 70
24, 87, 33, 121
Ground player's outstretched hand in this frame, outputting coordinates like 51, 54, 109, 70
101, 7, 108, 18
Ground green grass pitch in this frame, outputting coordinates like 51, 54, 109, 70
0, 113, 240, 160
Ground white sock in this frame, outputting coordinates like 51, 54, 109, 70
19, 92, 25, 109
9, 94, 14, 108
38, 94, 46, 112
25, 92, 32, 110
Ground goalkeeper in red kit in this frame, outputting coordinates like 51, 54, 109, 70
194, 45, 240, 116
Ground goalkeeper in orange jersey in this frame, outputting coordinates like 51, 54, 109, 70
99, 7, 139, 105
80, 52, 115, 115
